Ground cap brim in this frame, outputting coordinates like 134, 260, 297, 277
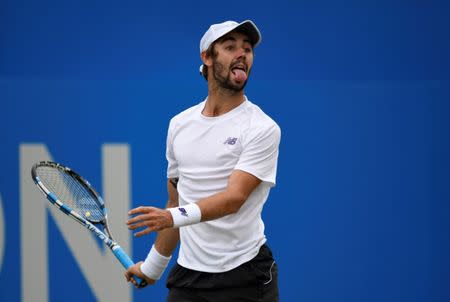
233, 20, 261, 47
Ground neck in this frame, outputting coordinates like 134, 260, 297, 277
202, 81, 245, 117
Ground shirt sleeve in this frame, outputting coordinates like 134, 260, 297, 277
234, 122, 281, 187
166, 119, 179, 179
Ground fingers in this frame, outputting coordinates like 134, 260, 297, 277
133, 228, 153, 237
127, 207, 172, 236
124, 269, 136, 285
125, 265, 143, 288
128, 206, 153, 216
126, 215, 158, 234
127, 216, 151, 229
126, 209, 157, 226
131, 224, 163, 237
126, 210, 154, 233
137, 280, 149, 288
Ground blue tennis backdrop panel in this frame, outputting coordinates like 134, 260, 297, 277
1, 1, 449, 301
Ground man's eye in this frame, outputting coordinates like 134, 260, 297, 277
225, 45, 234, 50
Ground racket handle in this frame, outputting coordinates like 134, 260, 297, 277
112, 246, 147, 288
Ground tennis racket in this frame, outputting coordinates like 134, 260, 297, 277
31, 161, 147, 288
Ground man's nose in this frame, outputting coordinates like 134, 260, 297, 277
235, 47, 246, 59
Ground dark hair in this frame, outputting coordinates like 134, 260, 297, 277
201, 43, 218, 81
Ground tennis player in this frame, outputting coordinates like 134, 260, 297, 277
125, 19, 281, 301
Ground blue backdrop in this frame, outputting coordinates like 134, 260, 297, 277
1, 1, 449, 301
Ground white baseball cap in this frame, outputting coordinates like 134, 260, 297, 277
199, 20, 262, 54
199, 20, 261, 76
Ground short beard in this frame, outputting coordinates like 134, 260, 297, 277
211, 59, 249, 94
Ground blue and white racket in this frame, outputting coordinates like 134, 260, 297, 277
31, 161, 147, 288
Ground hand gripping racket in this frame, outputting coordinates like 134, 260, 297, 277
31, 161, 147, 288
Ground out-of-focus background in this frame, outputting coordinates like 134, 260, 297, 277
1, 0, 449, 301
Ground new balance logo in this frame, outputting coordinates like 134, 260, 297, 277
224, 137, 238, 145
178, 207, 188, 217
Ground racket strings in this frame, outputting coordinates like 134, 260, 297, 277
36, 166, 105, 222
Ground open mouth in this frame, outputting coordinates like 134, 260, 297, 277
230, 64, 248, 82
231, 64, 247, 74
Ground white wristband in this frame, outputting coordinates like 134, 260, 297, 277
168, 203, 202, 228
140, 245, 172, 280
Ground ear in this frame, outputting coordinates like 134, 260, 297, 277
201, 51, 213, 68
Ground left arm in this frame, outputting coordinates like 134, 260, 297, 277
127, 170, 261, 233
197, 169, 261, 221
127, 120, 280, 232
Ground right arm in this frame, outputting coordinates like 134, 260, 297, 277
154, 178, 180, 256
124, 178, 180, 287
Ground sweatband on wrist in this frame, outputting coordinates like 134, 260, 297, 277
140, 245, 172, 280
168, 203, 202, 228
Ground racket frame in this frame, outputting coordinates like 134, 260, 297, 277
31, 161, 146, 287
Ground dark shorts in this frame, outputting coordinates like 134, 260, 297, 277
166, 244, 279, 302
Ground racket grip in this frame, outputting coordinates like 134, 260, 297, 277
112, 246, 147, 288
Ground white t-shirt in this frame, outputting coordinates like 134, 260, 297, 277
166, 96, 281, 273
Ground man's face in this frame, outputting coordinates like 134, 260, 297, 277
210, 31, 254, 92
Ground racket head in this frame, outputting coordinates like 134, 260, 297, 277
31, 161, 147, 288
31, 161, 106, 224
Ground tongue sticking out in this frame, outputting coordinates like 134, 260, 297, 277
232, 69, 247, 82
